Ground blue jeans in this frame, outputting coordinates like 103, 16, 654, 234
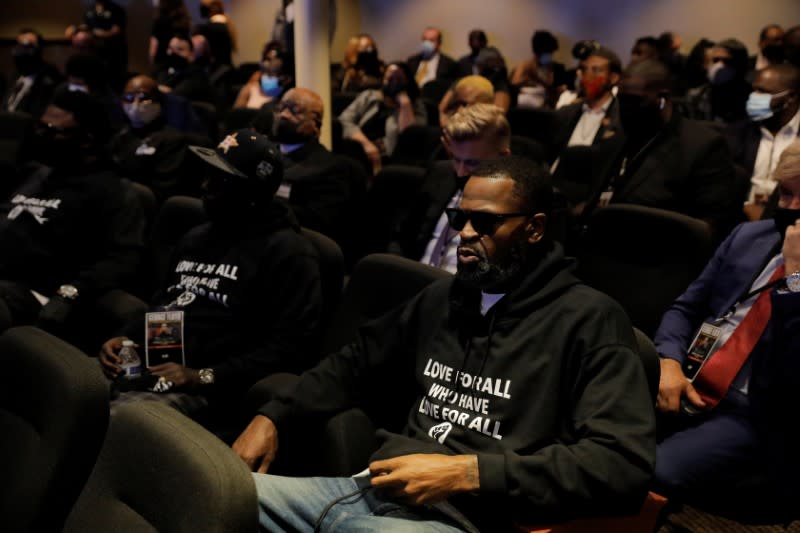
252, 473, 471, 532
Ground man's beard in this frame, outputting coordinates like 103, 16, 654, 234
456, 238, 528, 291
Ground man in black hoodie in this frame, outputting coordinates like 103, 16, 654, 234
234, 156, 655, 531
0, 87, 144, 334
99, 130, 321, 417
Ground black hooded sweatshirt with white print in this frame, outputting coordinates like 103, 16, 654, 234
258, 242, 656, 530
0, 164, 144, 297
123, 200, 322, 396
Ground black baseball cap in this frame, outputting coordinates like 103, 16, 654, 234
189, 129, 283, 190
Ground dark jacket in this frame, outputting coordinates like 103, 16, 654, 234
259, 242, 656, 528
279, 140, 367, 258
155, 64, 219, 106
654, 220, 800, 511
125, 201, 322, 395
549, 97, 621, 163
109, 121, 212, 203
589, 112, 746, 241
0, 164, 145, 297
407, 52, 460, 86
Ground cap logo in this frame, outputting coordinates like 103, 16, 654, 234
218, 133, 239, 154
256, 160, 273, 178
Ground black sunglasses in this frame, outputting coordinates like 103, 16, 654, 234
445, 208, 532, 235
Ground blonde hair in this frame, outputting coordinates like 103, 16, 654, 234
443, 103, 510, 149
453, 75, 494, 102
774, 140, 800, 183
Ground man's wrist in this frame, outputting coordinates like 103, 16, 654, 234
455, 454, 480, 492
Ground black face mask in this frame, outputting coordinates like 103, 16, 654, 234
165, 53, 189, 71
12, 45, 42, 76
773, 207, 800, 237
272, 117, 309, 145
617, 92, 664, 144
356, 50, 379, 72
762, 44, 785, 64
32, 126, 86, 170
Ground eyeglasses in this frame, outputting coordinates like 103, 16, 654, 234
121, 91, 156, 104
444, 208, 532, 234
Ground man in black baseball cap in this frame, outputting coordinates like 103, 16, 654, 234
189, 129, 283, 224
99, 129, 322, 424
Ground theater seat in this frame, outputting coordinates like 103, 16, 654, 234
0, 326, 109, 533
517, 492, 668, 533
577, 204, 713, 337
63, 402, 257, 533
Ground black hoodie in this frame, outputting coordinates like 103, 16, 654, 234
124, 201, 322, 395
259, 242, 656, 529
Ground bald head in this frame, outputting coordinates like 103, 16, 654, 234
124, 75, 159, 96
274, 87, 324, 143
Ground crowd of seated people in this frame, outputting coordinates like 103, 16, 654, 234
2, 3, 800, 529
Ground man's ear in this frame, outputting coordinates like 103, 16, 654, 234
609, 72, 621, 86
441, 135, 453, 157
526, 213, 547, 244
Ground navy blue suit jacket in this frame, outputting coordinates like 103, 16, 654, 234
654, 219, 800, 503
654, 220, 786, 364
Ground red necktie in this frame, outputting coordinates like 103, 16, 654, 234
693, 264, 785, 407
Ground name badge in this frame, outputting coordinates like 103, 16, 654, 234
136, 143, 156, 156
683, 322, 722, 380
145, 310, 186, 367
276, 182, 292, 199
598, 188, 614, 208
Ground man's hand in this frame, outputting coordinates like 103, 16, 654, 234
148, 362, 199, 388
657, 358, 705, 413
362, 140, 382, 175
783, 220, 800, 275
232, 415, 279, 474
369, 454, 479, 505
98, 336, 130, 379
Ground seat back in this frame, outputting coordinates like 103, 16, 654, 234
190, 100, 220, 141
322, 253, 451, 354
389, 124, 443, 167
577, 204, 713, 337
223, 107, 259, 135
506, 107, 555, 146
633, 327, 660, 403
361, 165, 427, 254
0, 326, 109, 533
300, 228, 345, 337
125, 180, 158, 234
149, 196, 208, 290
63, 402, 257, 533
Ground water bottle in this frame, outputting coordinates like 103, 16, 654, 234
118, 339, 142, 378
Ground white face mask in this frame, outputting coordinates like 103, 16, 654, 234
123, 100, 162, 128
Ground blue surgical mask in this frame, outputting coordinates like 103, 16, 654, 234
746, 90, 789, 122
421, 40, 436, 57
260, 75, 282, 97
538, 53, 553, 66
746, 92, 774, 121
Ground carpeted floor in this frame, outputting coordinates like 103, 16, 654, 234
658, 505, 800, 533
